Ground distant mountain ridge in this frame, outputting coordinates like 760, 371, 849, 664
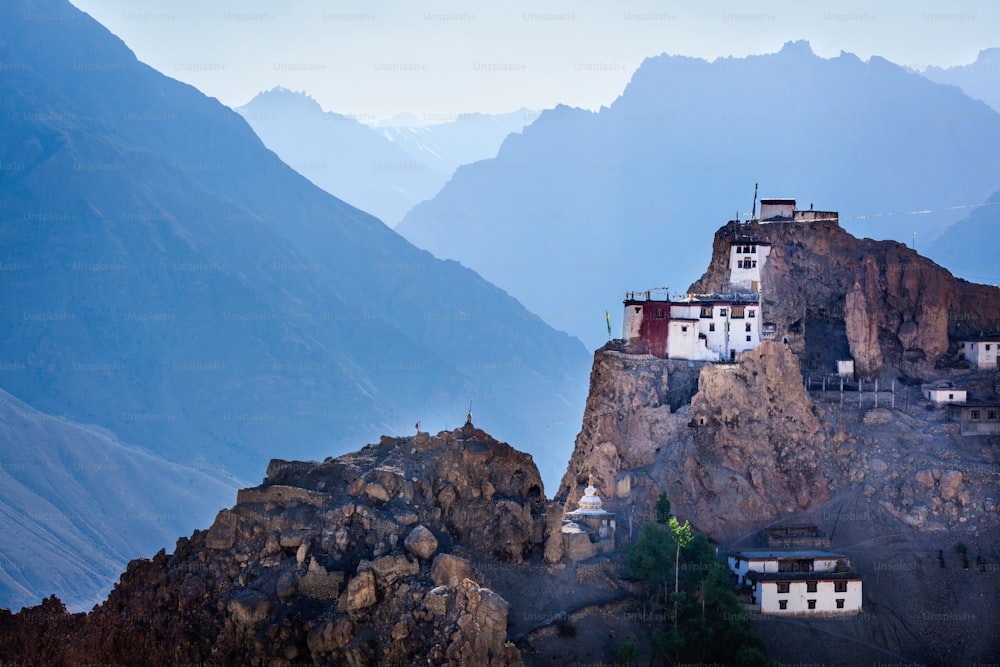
397, 41, 1000, 349
236, 87, 449, 226
0, 0, 588, 609
236, 88, 537, 226
921, 48, 1000, 113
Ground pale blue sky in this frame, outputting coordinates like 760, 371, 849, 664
71, 0, 999, 121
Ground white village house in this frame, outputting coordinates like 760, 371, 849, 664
728, 549, 862, 617
959, 335, 1000, 370
922, 381, 968, 406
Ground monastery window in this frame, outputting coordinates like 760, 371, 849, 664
719, 309, 727, 317
634, 307, 641, 313
750, 260, 757, 268
971, 410, 981, 421
746, 335, 752, 342
655, 308, 665, 320
807, 599, 817, 610
776, 582, 790, 594
806, 581, 818, 593
681, 325, 688, 333
700, 306, 713, 318
988, 409, 998, 420
709, 323, 715, 332
836, 599, 845, 609
745, 323, 752, 332
778, 600, 788, 610
834, 581, 847, 593
987, 344, 992, 351
748, 309, 756, 318
750, 245, 756, 253
732, 306, 745, 319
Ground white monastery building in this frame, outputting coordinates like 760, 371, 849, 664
728, 549, 862, 617
622, 198, 836, 361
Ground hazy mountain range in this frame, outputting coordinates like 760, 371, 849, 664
395, 41, 1000, 348
0, 0, 588, 609
236, 89, 536, 226
921, 48, 1000, 114
0, 390, 236, 612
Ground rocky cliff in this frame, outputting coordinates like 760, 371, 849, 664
556, 341, 847, 541
690, 219, 1000, 377
0, 424, 540, 666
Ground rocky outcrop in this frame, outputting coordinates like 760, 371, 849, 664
0, 424, 538, 665
558, 341, 842, 541
689, 219, 1000, 377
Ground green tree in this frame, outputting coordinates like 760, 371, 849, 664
669, 515, 693, 629
628, 520, 675, 606
626, 493, 778, 667
655, 492, 672, 524
615, 636, 639, 666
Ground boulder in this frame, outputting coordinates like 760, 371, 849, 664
431, 553, 474, 588
205, 510, 238, 550
228, 590, 270, 627
939, 470, 963, 502
915, 469, 936, 488
365, 482, 390, 504
341, 570, 377, 612
403, 525, 438, 560
371, 554, 418, 586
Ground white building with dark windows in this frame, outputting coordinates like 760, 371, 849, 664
728, 241, 771, 293
959, 336, 1000, 370
728, 549, 862, 617
622, 197, 836, 362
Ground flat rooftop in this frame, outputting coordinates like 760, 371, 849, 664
730, 550, 846, 560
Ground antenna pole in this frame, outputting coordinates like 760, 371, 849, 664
751, 182, 759, 221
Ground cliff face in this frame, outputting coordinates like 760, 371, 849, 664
689, 220, 1000, 377
558, 340, 1000, 545
0, 425, 539, 666
557, 341, 845, 541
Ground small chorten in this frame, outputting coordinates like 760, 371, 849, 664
562, 473, 617, 561
577, 475, 604, 513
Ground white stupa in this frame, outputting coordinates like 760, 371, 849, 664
576, 477, 605, 514
562, 474, 616, 560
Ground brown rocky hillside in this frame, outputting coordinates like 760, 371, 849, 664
690, 219, 1000, 376
0, 424, 543, 666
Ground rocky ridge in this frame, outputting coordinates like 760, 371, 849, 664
690, 219, 1000, 377
0, 424, 541, 666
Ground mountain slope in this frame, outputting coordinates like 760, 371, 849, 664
397, 41, 1000, 349
925, 188, 1000, 286
0, 0, 589, 608
236, 88, 449, 226
0, 389, 237, 611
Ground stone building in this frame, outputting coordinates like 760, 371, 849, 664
949, 402, 1000, 436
